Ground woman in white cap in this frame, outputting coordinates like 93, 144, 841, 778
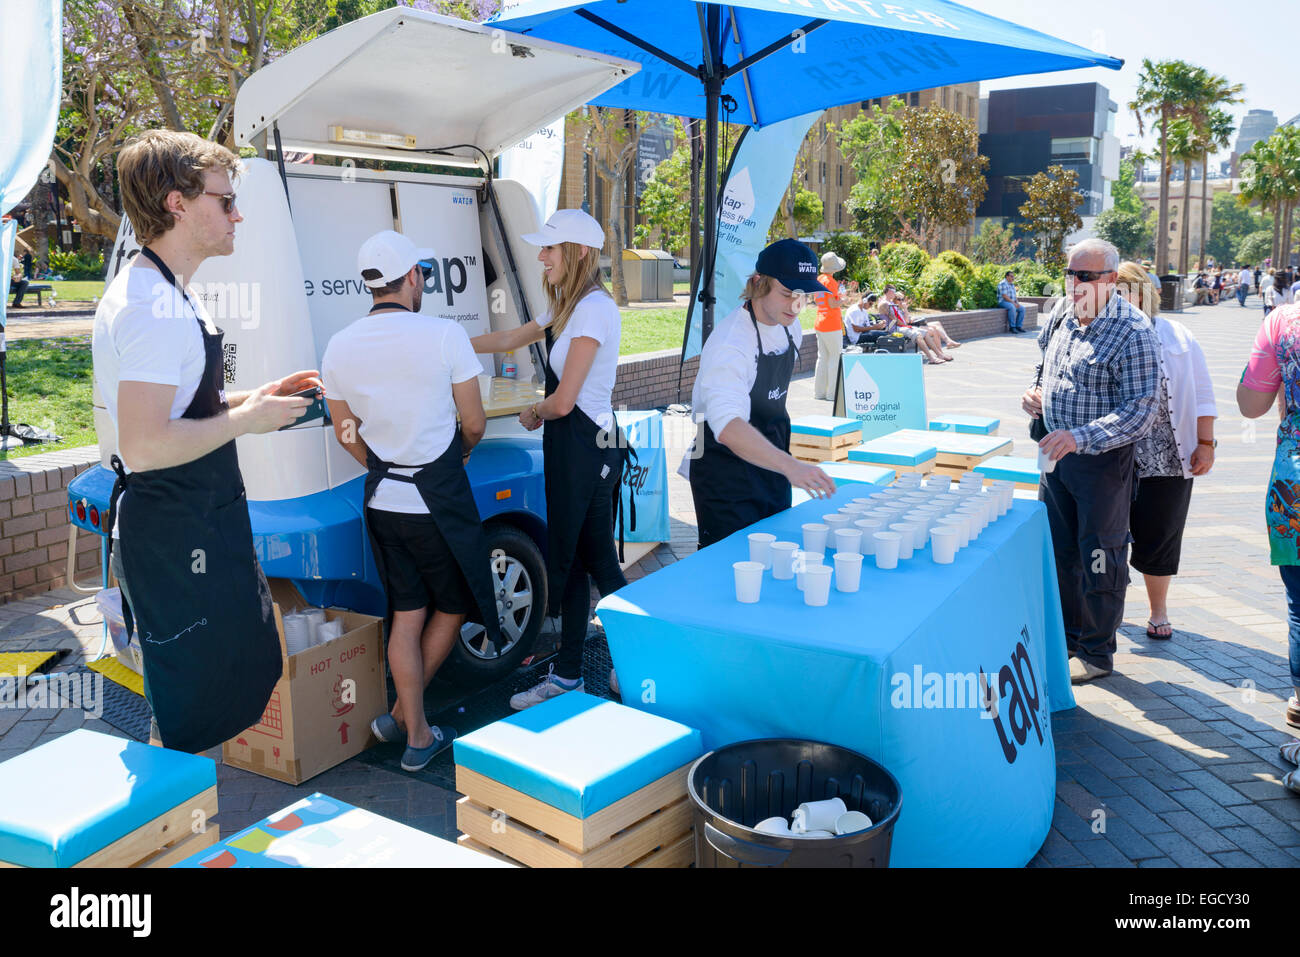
471, 209, 628, 709
682, 238, 838, 548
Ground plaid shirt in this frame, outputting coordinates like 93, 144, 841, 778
1036, 291, 1160, 455
997, 279, 1017, 301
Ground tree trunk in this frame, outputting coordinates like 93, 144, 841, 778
1198, 150, 1210, 269
608, 166, 629, 306
1156, 109, 1170, 274
1285, 200, 1296, 268
51, 155, 120, 241
1179, 158, 1193, 273
1273, 202, 1282, 265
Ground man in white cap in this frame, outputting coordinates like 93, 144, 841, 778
322, 230, 501, 772
813, 250, 851, 400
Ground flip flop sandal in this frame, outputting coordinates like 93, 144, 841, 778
1145, 619, 1173, 640
1284, 768, 1300, 795
1288, 696, 1300, 730
1280, 741, 1300, 766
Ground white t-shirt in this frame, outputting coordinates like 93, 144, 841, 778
843, 303, 878, 335
93, 262, 214, 441
678, 304, 802, 479
321, 309, 482, 514
536, 290, 620, 432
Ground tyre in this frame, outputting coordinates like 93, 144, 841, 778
439, 521, 547, 686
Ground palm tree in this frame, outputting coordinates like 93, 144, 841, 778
1167, 116, 1199, 272
1240, 136, 1285, 263
1171, 69, 1243, 271
1197, 108, 1237, 267
1272, 125, 1300, 267
1129, 59, 1205, 274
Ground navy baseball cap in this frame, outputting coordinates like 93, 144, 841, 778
755, 239, 830, 294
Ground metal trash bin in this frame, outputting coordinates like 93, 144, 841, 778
688, 738, 902, 868
1159, 275, 1183, 313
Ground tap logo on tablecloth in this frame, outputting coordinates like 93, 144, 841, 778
981, 627, 1045, 765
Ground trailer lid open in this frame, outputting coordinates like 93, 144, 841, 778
233, 7, 639, 165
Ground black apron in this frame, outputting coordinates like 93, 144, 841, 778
541, 325, 634, 617
689, 307, 796, 548
360, 305, 503, 650
106, 247, 282, 754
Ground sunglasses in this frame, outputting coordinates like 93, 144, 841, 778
1065, 268, 1114, 282
418, 260, 434, 280
201, 191, 237, 214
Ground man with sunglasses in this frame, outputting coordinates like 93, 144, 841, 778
321, 230, 501, 771
1021, 238, 1160, 684
683, 238, 837, 548
94, 130, 320, 751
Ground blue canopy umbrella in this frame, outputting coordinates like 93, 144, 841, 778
493, 0, 1121, 341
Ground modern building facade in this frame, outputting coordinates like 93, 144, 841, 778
976, 82, 1120, 246
1235, 109, 1278, 158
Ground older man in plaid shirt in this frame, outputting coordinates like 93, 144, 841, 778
1022, 238, 1160, 683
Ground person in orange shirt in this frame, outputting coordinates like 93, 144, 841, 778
813, 251, 851, 400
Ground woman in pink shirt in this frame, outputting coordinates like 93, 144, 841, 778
1239, 303, 1300, 784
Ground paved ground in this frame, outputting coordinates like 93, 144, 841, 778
2, 291, 1297, 866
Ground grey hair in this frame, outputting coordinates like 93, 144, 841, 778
1067, 238, 1120, 272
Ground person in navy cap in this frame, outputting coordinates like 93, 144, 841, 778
681, 238, 837, 548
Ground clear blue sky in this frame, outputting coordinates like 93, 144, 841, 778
968, 0, 1294, 158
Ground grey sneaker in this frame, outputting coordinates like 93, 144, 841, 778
370, 713, 405, 744
401, 725, 456, 772
1069, 657, 1112, 684
509, 665, 584, 711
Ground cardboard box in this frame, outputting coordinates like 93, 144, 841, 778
222, 580, 387, 784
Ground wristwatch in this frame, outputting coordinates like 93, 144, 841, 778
1197, 438, 1217, 449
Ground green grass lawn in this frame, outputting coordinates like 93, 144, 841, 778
619, 304, 817, 355
46, 280, 106, 302
0, 337, 97, 460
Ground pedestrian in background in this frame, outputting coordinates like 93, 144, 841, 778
813, 251, 849, 400
1116, 262, 1217, 641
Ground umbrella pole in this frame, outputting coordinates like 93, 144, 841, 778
701, 72, 721, 346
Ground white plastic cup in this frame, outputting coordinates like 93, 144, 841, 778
926, 475, 953, 492
478, 374, 493, 401
748, 532, 777, 569
874, 531, 901, 569
896, 473, 922, 487
792, 797, 847, 832
1037, 446, 1057, 475
947, 513, 972, 547
803, 564, 833, 606
839, 503, 868, 515
935, 517, 965, 549
930, 526, 958, 564
733, 561, 763, 603
770, 541, 799, 580
852, 497, 874, 506
834, 551, 864, 592
755, 816, 792, 835
958, 504, 984, 534
835, 810, 874, 834
853, 519, 882, 554
834, 527, 862, 556
823, 513, 853, 532
890, 522, 917, 559
789, 829, 836, 839
903, 509, 930, 533
796, 554, 825, 591
802, 522, 829, 554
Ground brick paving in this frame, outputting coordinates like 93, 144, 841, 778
2, 292, 1297, 866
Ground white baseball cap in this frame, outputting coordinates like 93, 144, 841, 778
521, 209, 605, 249
357, 230, 435, 289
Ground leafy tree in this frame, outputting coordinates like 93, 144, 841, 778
819, 232, 871, 283
791, 188, 824, 238
1018, 165, 1083, 273
1206, 190, 1271, 266
934, 250, 974, 288
1237, 230, 1273, 265
1094, 208, 1154, 260
970, 220, 1020, 264
836, 99, 987, 253
573, 106, 640, 305
879, 241, 930, 283
915, 262, 962, 310
635, 131, 691, 254
1109, 154, 1147, 217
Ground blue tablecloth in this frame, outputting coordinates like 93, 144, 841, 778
597, 485, 1073, 867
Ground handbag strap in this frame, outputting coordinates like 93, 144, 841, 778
1034, 307, 1068, 388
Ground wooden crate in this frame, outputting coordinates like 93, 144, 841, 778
0, 786, 219, 869
790, 430, 858, 464
792, 445, 850, 464
455, 763, 694, 868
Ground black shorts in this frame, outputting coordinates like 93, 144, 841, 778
366, 508, 471, 614
1129, 474, 1194, 576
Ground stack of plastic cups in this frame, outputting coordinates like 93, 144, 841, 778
302, 607, 327, 646
282, 612, 313, 655
317, 618, 344, 645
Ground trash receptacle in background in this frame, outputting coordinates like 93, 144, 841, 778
688, 738, 902, 868
621, 249, 675, 301
1159, 275, 1183, 313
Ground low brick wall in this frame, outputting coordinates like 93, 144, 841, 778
923, 303, 1040, 341
0, 446, 103, 605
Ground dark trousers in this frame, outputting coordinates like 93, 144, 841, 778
1279, 566, 1300, 688
1040, 444, 1135, 670
9, 279, 28, 307
556, 467, 627, 680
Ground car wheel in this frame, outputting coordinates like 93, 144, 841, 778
440, 522, 547, 686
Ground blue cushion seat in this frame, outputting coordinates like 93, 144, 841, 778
973, 455, 1041, 485
790, 415, 864, 439
928, 414, 1000, 435
0, 729, 216, 867
847, 435, 937, 468
453, 692, 703, 819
